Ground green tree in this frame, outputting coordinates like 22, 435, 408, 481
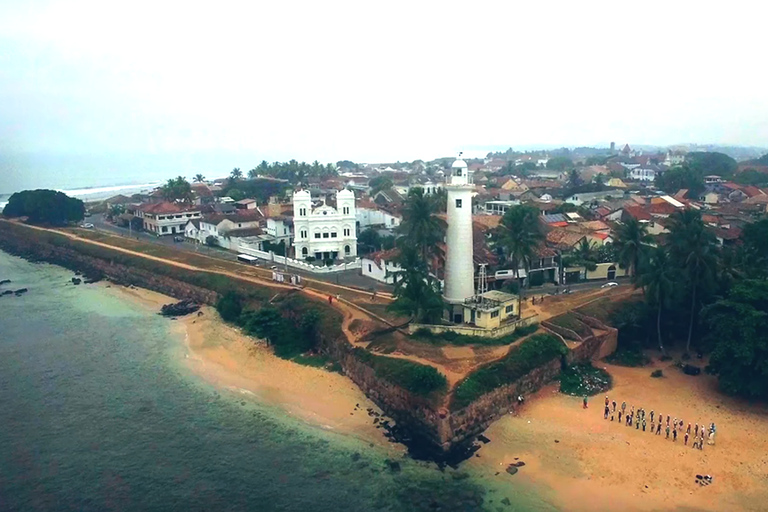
733, 169, 768, 187
161, 176, 193, 203
613, 217, 650, 278
388, 245, 444, 323
566, 169, 583, 190
636, 246, 677, 355
358, 227, 382, 253
667, 209, 718, 354
594, 173, 605, 187
216, 291, 243, 323
493, 205, 545, 311
397, 188, 445, 270
2, 189, 85, 225
685, 151, 738, 178
656, 165, 705, 197
230, 167, 243, 181
547, 156, 573, 171
193, 174, 206, 183
564, 238, 598, 280
248, 167, 259, 179
704, 280, 768, 398
740, 219, 768, 278
369, 176, 393, 195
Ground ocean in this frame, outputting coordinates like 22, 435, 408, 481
0, 251, 552, 511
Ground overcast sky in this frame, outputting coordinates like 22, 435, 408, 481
1, 0, 765, 166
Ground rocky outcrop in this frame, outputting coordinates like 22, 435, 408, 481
160, 300, 201, 317
0, 279, 10, 285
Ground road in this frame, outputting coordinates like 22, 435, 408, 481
89, 215, 396, 293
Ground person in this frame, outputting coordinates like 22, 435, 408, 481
694, 423, 699, 436
605, 396, 609, 408
656, 423, 662, 435
673, 417, 677, 430
692, 436, 698, 449
673, 428, 677, 442
687, 423, 691, 434
699, 435, 704, 450
611, 412, 614, 421
636, 416, 640, 429
328, 295, 333, 304
612, 400, 616, 413
618, 410, 622, 422
371, 290, 377, 302
604, 405, 609, 420
336, 294, 341, 302
685, 432, 689, 445
650, 410, 654, 423
665, 425, 670, 439
583, 396, 588, 409
666, 415, 670, 426
621, 401, 626, 415
642, 419, 646, 432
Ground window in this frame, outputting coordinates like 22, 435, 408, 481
343, 206, 349, 215
455, 199, 462, 208
322, 232, 329, 238
299, 208, 306, 216
314, 232, 321, 239
162, 226, 168, 233
345, 245, 351, 255
477, 312, 482, 319
455, 169, 462, 176
368, 264, 372, 272
300, 230, 307, 238
302, 247, 308, 256
343, 228, 350, 236
331, 232, 337, 238
491, 310, 499, 318
505, 305, 514, 314
238, 223, 242, 227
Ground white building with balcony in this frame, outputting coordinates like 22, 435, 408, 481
137, 202, 202, 236
292, 189, 357, 261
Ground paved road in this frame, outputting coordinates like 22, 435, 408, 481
89, 215, 395, 293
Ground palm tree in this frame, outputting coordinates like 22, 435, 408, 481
193, 174, 205, 183
636, 246, 676, 355
494, 205, 544, 313
565, 238, 598, 280
667, 209, 717, 354
397, 188, 445, 271
614, 217, 650, 279
387, 245, 444, 323
229, 167, 243, 181
248, 167, 259, 179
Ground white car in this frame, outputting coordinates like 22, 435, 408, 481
80, 223, 94, 228
601, 281, 619, 288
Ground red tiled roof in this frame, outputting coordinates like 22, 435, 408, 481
202, 211, 263, 225
591, 232, 611, 240
138, 202, 200, 215
546, 229, 586, 248
549, 221, 569, 227
367, 248, 401, 266
649, 202, 677, 215
623, 205, 652, 221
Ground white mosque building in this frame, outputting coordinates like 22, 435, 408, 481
292, 189, 358, 261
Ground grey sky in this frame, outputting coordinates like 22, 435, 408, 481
1, 0, 765, 166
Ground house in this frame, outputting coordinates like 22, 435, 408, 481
265, 216, 294, 245
235, 198, 258, 210
607, 178, 628, 188
136, 202, 202, 236
546, 229, 586, 250
483, 200, 520, 216
191, 183, 215, 205
356, 198, 402, 229
622, 205, 652, 222
565, 190, 624, 206
293, 189, 358, 261
629, 165, 661, 182
195, 211, 264, 243
703, 192, 720, 204
462, 290, 519, 329
361, 248, 401, 284
704, 175, 723, 185
372, 188, 406, 207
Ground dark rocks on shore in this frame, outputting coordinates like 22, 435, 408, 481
14, 288, 28, 295
160, 299, 200, 317
477, 434, 491, 444
1, 290, 14, 296
0, 279, 10, 285
505, 465, 518, 476
72, 277, 82, 285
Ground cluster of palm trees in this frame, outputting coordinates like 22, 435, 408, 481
618, 211, 727, 356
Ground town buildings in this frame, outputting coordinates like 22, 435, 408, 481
292, 189, 358, 261
136, 202, 201, 236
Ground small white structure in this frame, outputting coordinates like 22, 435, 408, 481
443, 156, 476, 323
356, 207, 401, 229
629, 166, 659, 182
293, 189, 358, 261
361, 248, 401, 284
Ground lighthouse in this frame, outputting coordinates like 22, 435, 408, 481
443, 155, 475, 323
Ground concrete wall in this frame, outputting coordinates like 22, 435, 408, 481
409, 314, 539, 338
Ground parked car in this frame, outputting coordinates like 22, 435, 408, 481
601, 281, 619, 288
79, 223, 94, 229
173, 236, 185, 242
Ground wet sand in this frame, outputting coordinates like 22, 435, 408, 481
107, 284, 398, 452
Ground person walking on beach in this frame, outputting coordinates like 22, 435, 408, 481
685, 432, 689, 445
605, 396, 609, 408
673, 428, 678, 442
666, 415, 670, 426
612, 400, 616, 413
642, 419, 646, 432
665, 425, 671, 439
328, 295, 333, 304
699, 435, 704, 450
692, 436, 698, 449
621, 401, 626, 416
687, 423, 691, 435
618, 409, 622, 423
694, 423, 699, 436
650, 410, 654, 423
583, 396, 588, 409
656, 422, 662, 435
604, 405, 610, 420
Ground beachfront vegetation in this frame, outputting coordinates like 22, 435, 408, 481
559, 363, 612, 396
2, 189, 84, 225
246, 160, 337, 184
451, 334, 567, 410
411, 323, 539, 347
352, 348, 447, 398
161, 176, 193, 203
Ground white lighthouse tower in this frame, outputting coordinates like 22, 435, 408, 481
443, 154, 475, 323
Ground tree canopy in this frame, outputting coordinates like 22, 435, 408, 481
656, 165, 705, 198
161, 176, 193, 203
2, 189, 85, 225
685, 151, 738, 178
547, 156, 573, 171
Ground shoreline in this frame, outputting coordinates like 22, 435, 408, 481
104, 282, 400, 453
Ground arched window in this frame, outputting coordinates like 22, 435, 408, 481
344, 245, 351, 255
302, 247, 308, 256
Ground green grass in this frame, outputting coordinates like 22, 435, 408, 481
292, 354, 333, 368
411, 323, 539, 347
353, 348, 447, 398
548, 313, 593, 339
451, 334, 567, 410
559, 363, 612, 396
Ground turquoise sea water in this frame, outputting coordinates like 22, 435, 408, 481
0, 251, 552, 512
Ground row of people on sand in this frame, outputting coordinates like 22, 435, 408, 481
591, 396, 716, 449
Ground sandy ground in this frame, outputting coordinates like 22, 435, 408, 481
107, 284, 399, 452
468, 359, 768, 512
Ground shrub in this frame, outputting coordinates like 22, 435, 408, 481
559, 363, 612, 396
651, 369, 663, 378
205, 235, 218, 247
353, 348, 447, 397
411, 323, 539, 347
606, 348, 649, 367
529, 271, 545, 287
216, 291, 243, 322
451, 334, 567, 409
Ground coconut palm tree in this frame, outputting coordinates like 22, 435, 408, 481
229, 167, 243, 181
387, 244, 444, 323
397, 188, 445, 271
667, 209, 717, 354
636, 246, 677, 355
248, 167, 259, 179
614, 217, 651, 279
494, 204, 544, 312
193, 174, 205, 183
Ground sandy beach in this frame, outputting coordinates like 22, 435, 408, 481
106, 284, 399, 452
467, 360, 768, 512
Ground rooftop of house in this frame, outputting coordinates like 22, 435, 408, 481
623, 205, 653, 221
546, 229, 586, 248
223, 227, 264, 238
365, 248, 401, 266
202, 211, 263, 225
235, 198, 257, 205
138, 202, 200, 215
105, 194, 134, 204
